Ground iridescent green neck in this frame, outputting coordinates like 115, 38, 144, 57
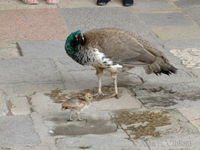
65, 30, 81, 57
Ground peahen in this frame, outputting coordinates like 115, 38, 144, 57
65, 27, 177, 98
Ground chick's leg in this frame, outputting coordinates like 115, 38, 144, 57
77, 110, 82, 121
69, 109, 73, 121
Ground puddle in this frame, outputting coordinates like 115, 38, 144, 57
45, 115, 117, 136
52, 122, 116, 136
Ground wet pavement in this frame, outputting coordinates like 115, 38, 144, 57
0, 0, 200, 149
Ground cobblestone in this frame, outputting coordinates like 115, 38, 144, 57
0, 90, 8, 116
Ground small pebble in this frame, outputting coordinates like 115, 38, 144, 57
48, 130, 54, 134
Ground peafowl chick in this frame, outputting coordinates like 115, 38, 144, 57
65, 27, 177, 98
61, 93, 93, 121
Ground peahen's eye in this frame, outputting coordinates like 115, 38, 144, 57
75, 35, 78, 41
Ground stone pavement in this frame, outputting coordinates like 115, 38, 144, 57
0, 0, 200, 149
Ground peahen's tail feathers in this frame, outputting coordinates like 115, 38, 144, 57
143, 57, 177, 76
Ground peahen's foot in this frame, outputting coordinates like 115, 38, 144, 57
107, 93, 119, 99
94, 92, 109, 99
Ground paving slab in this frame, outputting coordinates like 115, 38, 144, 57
10, 97, 30, 107
0, 115, 40, 146
31, 92, 61, 115
2, 145, 50, 150
192, 69, 200, 78
178, 107, 200, 132
164, 39, 200, 50
30, 112, 57, 150
0, 58, 63, 84
59, 57, 93, 71
132, 0, 179, 13
0, 42, 21, 59
151, 25, 200, 40
18, 41, 66, 58
0, 9, 67, 42
56, 133, 135, 150
136, 12, 193, 26
60, 7, 153, 36
0, 90, 8, 116
13, 83, 65, 94
88, 89, 142, 111
173, 0, 200, 8
134, 82, 200, 109
10, 96, 31, 115
183, 6, 200, 25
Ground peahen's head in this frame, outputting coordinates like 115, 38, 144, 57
65, 30, 85, 57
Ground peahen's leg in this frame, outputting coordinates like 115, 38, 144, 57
111, 73, 119, 98
93, 67, 106, 97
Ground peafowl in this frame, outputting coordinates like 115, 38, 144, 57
62, 93, 93, 121
65, 27, 177, 98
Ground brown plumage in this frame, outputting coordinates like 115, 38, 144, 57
65, 27, 177, 98
61, 93, 93, 121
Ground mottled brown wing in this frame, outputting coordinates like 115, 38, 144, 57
84, 28, 156, 66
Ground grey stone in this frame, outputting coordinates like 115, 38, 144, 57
0, 58, 63, 84
178, 107, 200, 132
59, 57, 93, 71
0, 115, 40, 145
6, 145, 50, 150
68, 70, 98, 89
60, 7, 153, 36
183, 6, 200, 25
133, 0, 178, 12
164, 39, 200, 50
136, 12, 194, 26
13, 83, 65, 94
11, 107, 31, 115
87, 88, 142, 111
30, 112, 57, 150
134, 82, 200, 109
192, 69, 200, 78
152, 25, 200, 40
10, 97, 30, 107
56, 134, 135, 150
173, 0, 200, 8
0, 90, 8, 116
30, 92, 61, 115
18, 41, 66, 58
